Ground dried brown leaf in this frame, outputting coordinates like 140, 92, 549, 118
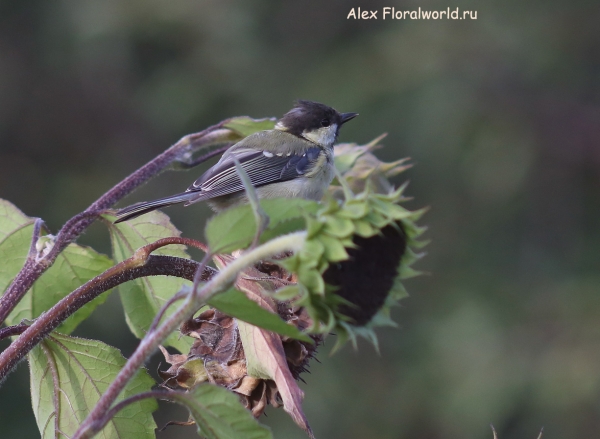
238, 319, 313, 438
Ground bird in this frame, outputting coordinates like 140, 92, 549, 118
114, 100, 358, 223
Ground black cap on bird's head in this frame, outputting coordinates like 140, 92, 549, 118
276, 100, 358, 144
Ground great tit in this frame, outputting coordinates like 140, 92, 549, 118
114, 100, 358, 223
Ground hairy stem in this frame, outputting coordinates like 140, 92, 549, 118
0, 325, 27, 341
73, 231, 307, 439
94, 390, 172, 430
0, 236, 216, 382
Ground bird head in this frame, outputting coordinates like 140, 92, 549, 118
276, 100, 358, 148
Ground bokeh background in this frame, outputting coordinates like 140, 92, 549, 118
1, 0, 600, 438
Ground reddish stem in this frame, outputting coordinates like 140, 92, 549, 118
0, 237, 216, 382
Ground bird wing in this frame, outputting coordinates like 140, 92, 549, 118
186, 137, 323, 200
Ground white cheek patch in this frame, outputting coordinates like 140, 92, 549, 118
303, 124, 338, 147
263, 151, 274, 157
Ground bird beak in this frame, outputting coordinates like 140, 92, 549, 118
340, 112, 359, 124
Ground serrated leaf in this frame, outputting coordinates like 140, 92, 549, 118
0, 199, 36, 296
29, 333, 157, 439
1, 200, 113, 334
7, 243, 113, 334
103, 211, 192, 353
208, 288, 311, 343
223, 116, 276, 138
170, 384, 272, 439
205, 198, 319, 253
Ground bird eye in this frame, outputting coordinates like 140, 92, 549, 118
321, 118, 330, 127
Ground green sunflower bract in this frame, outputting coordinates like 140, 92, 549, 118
276, 137, 426, 350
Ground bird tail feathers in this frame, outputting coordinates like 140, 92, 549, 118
114, 192, 197, 223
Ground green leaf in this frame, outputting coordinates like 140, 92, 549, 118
208, 288, 312, 343
7, 243, 113, 334
223, 116, 276, 138
260, 217, 308, 244
1, 200, 113, 334
170, 384, 272, 439
29, 333, 157, 439
0, 199, 36, 297
205, 198, 319, 253
103, 211, 192, 353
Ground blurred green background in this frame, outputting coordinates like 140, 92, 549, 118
1, 0, 599, 438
